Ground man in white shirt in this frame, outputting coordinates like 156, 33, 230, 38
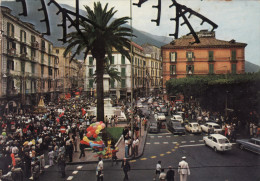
178, 156, 190, 181
132, 137, 139, 157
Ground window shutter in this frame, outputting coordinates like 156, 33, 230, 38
7, 23, 10, 36
24, 32, 26, 43
121, 68, 126, 77
192, 65, 194, 73
232, 64, 236, 74
175, 52, 177, 62
20, 30, 22, 41
89, 57, 93, 65
186, 65, 189, 73
174, 65, 176, 73
209, 51, 213, 61
192, 52, 194, 60
11, 25, 14, 37
231, 50, 236, 61
121, 55, 125, 64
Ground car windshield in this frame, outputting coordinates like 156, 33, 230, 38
213, 125, 220, 129
218, 138, 229, 144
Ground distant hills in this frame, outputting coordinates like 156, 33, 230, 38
1, 1, 260, 72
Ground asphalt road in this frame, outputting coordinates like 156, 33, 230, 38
35, 104, 260, 181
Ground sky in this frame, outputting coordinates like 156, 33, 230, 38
3, 0, 260, 65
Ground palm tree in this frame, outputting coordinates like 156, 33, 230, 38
64, 2, 133, 122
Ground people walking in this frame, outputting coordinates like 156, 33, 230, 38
48, 149, 54, 166
132, 137, 139, 157
154, 160, 162, 180
96, 157, 103, 181
178, 156, 190, 181
57, 154, 66, 178
125, 137, 129, 158
166, 166, 175, 181
79, 143, 85, 159
121, 157, 131, 180
159, 168, 166, 181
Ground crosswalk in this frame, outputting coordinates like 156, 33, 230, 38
146, 140, 204, 145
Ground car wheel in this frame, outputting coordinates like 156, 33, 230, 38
214, 147, 218, 152
239, 144, 244, 150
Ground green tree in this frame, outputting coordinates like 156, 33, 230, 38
64, 2, 133, 122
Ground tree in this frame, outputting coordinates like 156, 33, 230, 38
64, 2, 133, 122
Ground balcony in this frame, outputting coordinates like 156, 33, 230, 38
20, 53, 29, 61
31, 55, 37, 62
31, 41, 39, 49
7, 48, 16, 57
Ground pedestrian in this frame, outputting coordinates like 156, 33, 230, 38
125, 137, 129, 158
105, 115, 109, 128
57, 154, 66, 178
111, 146, 119, 166
154, 160, 162, 180
178, 156, 190, 181
121, 157, 131, 180
132, 137, 139, 157
79, 143, 85, 159
96, 157, 104, 181
48, 149, 54, 166
166, 166, 175, 181
159, 168, 166, 181
249, 122, 253, 137
68, 141, 73, 162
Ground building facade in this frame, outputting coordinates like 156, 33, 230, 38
142, 43, 162, 96
0, 6, 58, 114
85, 42, 148, 100
53, 47, 85, 97
161, 30, 247, 91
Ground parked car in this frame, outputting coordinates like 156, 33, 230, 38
167, 120, 185, 134
185, 122, 202, 134
201, 122, 222, 134
236, 137, 260, 154
148, 122, 159, 133
203, 134, 232, 152
171, 115, 183, 124
157, 113, 166, 121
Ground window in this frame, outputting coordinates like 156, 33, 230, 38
48, 80, 52, 88
121, 68, 126, 77
7, 22, 14, 37
21, 62, 25, 73
31, 48, 36, 58
232, 50, 237, 61
48, 67, 52, 76
48, 44, 51, 53
7, 60, 14, 70
231, 64, 236, 74
208, 51, 214, 61
89, 79, 94, 88
31, 35, 36, 43
56, 49, 59, 54
209, 64, 214, 74
170, 52, 177, 62
170, 65, 176, 75
186, 65, 194, 74
20, 44, 26, 54
110, 56, 114, 65
121, 79, 126, 88
20, 30, 26, 43
121, 55, 125, 64
186, 52, 194, 61
213, 138, 217, 143
89, 68, 93, 77
110, 79, 115, 88
48, 56, 51, 66
7, 40, 16, 50
41, 65, 44, 75
41, 52, 44, 63
31, 63, 35, 74
41, 40, 45, 50
89, 57, 93, 65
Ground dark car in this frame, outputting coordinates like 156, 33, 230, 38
236, 137, 260, 154
167, 120, 185, 134
148, 122, 159, 133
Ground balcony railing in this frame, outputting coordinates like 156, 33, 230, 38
31, 41, 39, 49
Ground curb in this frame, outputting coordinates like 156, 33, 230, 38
67, 130, 148, 165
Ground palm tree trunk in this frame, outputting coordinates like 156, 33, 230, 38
96, 57, 105, 122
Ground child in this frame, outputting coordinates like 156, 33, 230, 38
111, 146, 119, 166
48, 149, 54, 166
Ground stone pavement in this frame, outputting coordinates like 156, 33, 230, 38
67, 122, 147, 165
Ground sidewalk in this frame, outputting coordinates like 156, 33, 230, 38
67, 122, 147, 165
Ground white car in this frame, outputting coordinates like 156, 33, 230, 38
203, 134, 232, 152
171, 115, 183, 123
201, 122, 222, 134
185, 123, 202, 133
157, 113, 166, 121
137, 103, 143, 108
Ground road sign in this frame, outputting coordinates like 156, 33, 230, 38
60, 126, 66, 133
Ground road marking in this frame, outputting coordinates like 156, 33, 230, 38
174, 146, 178, 149
172, 149, 175, 151
181, 141, 186, 143
174, 135, 178, 137
179, 144, 205, 147
67, 176, 73, 180
166, 151, 171, 154
151, 156, 157, 159
154, 142, 160, 144
130, 160, 136, 163
141, 158, 147, 160
199, 140, 204, 142
72, 171, 78, 175
163, 142, 169, 144
172, 142, 178, 144
158, 136, 162, 138
190, 141, 195, 143
146, 142, 151, 144
182, 135, 186, 136
44, 165, 50, 169
160, 154, 165, 156
150, 136, 154, 138
77, 166, 83, 169
166, 136, 171, 138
